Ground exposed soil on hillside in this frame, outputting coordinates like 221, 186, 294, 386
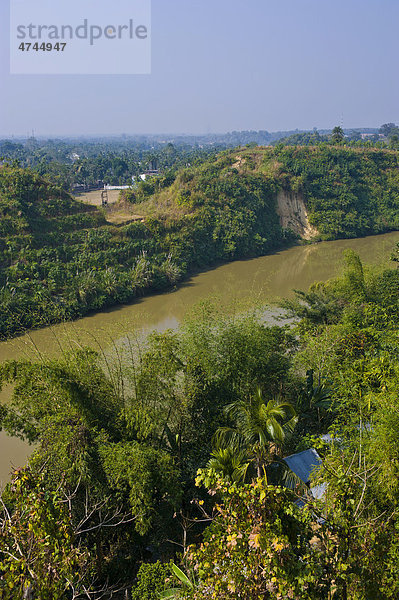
276, 190, 319, 240
75, 189, 144, 224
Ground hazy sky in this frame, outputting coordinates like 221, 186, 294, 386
1, 0, 398, 136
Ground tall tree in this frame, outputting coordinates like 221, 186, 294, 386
331, 126, 345, 143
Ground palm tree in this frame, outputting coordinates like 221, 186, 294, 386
331, 125, 345, 144
206, 446, 250, 484
214, 388, 297, 479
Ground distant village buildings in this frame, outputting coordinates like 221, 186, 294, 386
73, 169, 160, 193
104, 184, 130, 190
360, 133, 385, 140
137, 169, 160, 182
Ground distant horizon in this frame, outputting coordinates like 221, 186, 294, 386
0, 125, 389, 140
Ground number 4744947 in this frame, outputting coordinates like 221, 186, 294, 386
18, 42, 67, 51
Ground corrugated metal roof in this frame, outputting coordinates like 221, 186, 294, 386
283, 448, 322, 484
310, 483, 327, 500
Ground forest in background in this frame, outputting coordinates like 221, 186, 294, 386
0, 122, 397, 191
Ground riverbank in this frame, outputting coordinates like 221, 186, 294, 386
1, 230, 398, 363
1, 146, 399, 340
2, 240, 399, 597
1, 229, 398, 484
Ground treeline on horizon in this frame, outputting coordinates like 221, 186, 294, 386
0, 122, 398, 191
1, 250, 399, 598
0, 144, 399, 340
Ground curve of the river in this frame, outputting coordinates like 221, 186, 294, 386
1, 231, 399, 484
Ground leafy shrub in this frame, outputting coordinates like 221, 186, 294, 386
131, 561, 171, 600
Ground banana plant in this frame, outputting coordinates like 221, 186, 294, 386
159, 563, 195, 599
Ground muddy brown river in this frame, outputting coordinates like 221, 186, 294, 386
1, 231, 398, 484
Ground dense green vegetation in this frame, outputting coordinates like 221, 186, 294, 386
139, 144, 399, 239
274, 122, 399, 149
1, 143, 398, 340
274, 145, 399, 237
0, 138, 221, 190
1, 249, 399, 598
1, 125, 395, 192
0, 160, 289, 339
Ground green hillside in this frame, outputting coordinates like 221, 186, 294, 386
134, 144, 399, 239
273, 145, 399, 237
0, 145, 398, 339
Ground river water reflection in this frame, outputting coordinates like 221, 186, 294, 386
1, 231, 398, 484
